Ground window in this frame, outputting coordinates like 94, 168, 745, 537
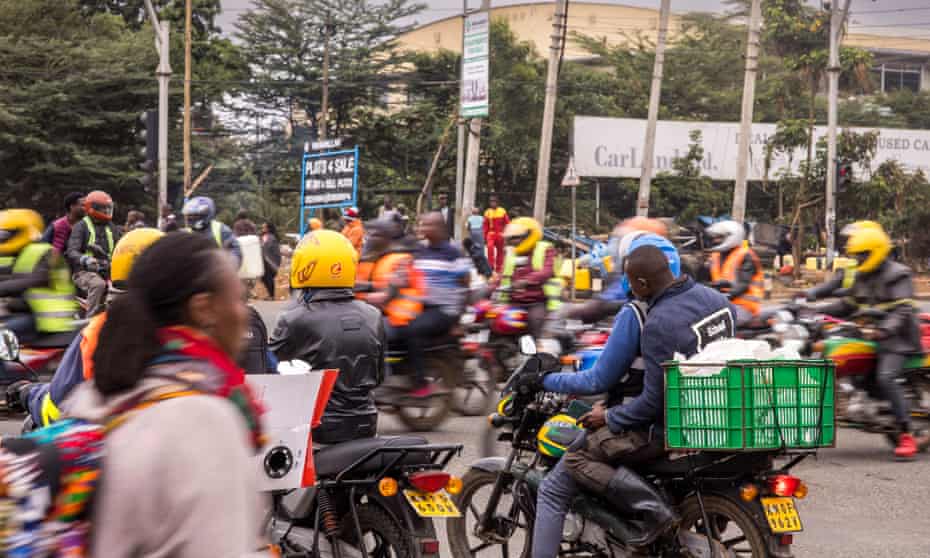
873, 63, 923, 93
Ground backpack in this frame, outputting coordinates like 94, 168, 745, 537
0, 386, 196, 556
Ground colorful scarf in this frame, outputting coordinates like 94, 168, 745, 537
153, 325, 267, 450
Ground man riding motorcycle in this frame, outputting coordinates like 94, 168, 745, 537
562, 217, 669, 324
814, 221, 922, 459
7, 228, 164, 426
0, 209, 78, 342
65, 191, 120, 317
270, 229, 385, 444
806, 220, 883, 302
532, 244, 736, 558
182, 196, 242, 266
705, 219, 764, 322
494, 217, 562, 337
355, 217, 418, 310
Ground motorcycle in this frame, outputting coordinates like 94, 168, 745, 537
375, 330, 495, 432
809, 310, 930, 450
466, 298, 534, 384
267, 437, 463, 558
450, 337, 810, 558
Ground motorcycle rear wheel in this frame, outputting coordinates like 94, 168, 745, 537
678, 495, 771, 557
395, 356, 456, 431
448, 469, 533, 558
341, 504, 415, 558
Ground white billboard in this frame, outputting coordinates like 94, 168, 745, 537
461, 12, 489, 118
573, 116, 930, 180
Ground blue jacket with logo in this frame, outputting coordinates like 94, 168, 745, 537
607, 276, 735, 433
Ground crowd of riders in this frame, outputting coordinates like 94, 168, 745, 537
0, 185, 922, 556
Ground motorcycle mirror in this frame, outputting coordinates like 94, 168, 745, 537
0, 329, 20, 362
519, 335, 537, 356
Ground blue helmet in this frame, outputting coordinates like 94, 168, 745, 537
182, 196, 216, 231
619, 233, 681, 294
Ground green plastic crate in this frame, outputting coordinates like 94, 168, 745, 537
664, 360, 836, 451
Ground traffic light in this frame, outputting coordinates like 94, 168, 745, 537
836, 161, 853, 193
139, 110, 158, 189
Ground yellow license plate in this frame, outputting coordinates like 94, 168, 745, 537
761, 497, 803, 533
403, 489, 461, 518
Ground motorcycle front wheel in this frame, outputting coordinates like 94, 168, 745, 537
448, 469, 533, 558
678, 494, 771, 557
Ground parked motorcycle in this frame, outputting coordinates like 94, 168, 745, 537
451, 337, 811, 558
267, 437, 463, 558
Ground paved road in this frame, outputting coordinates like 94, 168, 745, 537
3, 299, 927, 557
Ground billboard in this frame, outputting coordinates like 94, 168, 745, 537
573, 116, 930, 180
299, 147, 359, 234
461, 12, 489, 118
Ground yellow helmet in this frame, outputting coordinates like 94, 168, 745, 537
110, 228, 165, 289
504, 217, 543, 255
845, 221, 891, 273
0, 210, 44, 256
291, 229, 358, 289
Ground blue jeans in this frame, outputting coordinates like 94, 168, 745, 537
532, 434, 586, 558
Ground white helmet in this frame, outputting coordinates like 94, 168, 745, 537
615, 230, 648, 272
706, 220, 745, 253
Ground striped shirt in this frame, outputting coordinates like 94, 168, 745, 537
414, 242, 472, 316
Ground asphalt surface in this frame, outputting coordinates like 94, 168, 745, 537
3, 299, 927, 557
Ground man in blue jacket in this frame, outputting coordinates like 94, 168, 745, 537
532, 244, 735, 557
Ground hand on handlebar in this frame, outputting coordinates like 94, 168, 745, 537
861, 327, 887, 341
79, 256, 100, 273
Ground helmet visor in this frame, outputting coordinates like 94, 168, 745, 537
0, 230, 14, 244
91, 202, 113, 218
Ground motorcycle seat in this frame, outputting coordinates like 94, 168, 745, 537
641, 451, 773, 476
314, 435, 430, 479
387, 333, 461, 356
28, 330, 80, 349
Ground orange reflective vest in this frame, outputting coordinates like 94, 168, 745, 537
79, 312, 108, 380
710, 246, 764, 316
357, 252, 424, 326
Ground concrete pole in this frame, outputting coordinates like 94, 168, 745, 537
182, 0, 192, 195
825, 0, 852, 269
732, 0, 762, 223
460, 0, 489, 233
532, 0, 569, 223
636, 0, 671, 217
454, 0, 468, 241
157, 21, 171, 219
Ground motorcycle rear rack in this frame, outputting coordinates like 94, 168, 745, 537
320, 443, 463, 489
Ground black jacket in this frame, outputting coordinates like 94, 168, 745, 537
270, 288, 385, 444
819, 260, 921, 354
65, 218, 120, 277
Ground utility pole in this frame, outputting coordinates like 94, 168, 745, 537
454, 0, 468, 241
825, 0, 852, 269
636, 0, 671, 217
460, 0, 489, 235
183, 0, 193, 197
143, 0, 171, 226
320, 15, 332, 141
532, 0, 569, 223
732, 0, 762, 223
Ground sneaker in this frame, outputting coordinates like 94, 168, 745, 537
409, 384, 438, 398
895, 433, 918, 460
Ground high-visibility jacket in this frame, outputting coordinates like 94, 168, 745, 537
500, 241, 564, 311
710, 246, 764, 316
11, 243, 78, 333
385, 255, 425, 327
483, 207, 509, 237
83, 216, 114, 258
186, 221, 223, 248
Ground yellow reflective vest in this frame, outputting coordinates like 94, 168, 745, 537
11, 243, 78, 333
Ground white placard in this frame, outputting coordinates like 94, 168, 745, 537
573, 116, 930, 180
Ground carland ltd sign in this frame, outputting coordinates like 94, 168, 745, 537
574, 116, 930, 180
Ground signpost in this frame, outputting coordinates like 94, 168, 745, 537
299, 146, 359, 235
461, 11, 489, 118
562, 157, 580, 300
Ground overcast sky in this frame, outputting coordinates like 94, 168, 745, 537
217, 1, 930, 39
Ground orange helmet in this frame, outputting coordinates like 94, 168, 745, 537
84, 191, 114, 222
309, 218, 323, 231
613, 217, 668, 240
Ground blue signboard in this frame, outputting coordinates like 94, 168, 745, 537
299, 146, 359, 234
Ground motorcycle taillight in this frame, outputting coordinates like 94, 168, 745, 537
767, 474, 807, 498
408, 471, 451, 493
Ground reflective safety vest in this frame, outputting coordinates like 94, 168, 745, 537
384, 255, 425, 327
710, 245, 764, 316
186, 221, 224, 248
84, 216, 115, 258
841, 263, 857, 290
12, 243, 78, 333
500, 241, 564, 312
